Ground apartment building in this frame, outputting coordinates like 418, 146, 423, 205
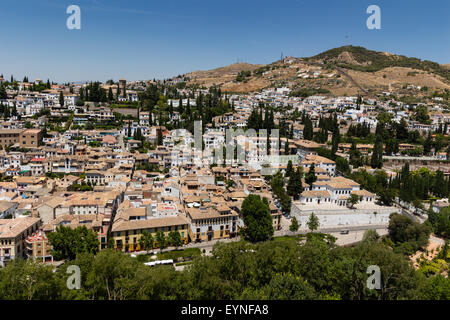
0, 129, 43, 149
0, 129, 23, 148
20, 129, 43, 148
0, 217, 41, 267
111, 207, 190, 253
186, 206, 239, 242
300, 154, 336, 176
25, 230, 53, 262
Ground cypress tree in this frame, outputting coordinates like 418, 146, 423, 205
59, 91, 64, 107
108, 87, 114, 101
423, 131, 433, 155
287, 167, 303, 200
285, 138, 290, 155
305, 163, 317, 188
286, 160, 293, 177
370, 135, 383, 169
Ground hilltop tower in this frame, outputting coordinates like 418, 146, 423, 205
119, 79, 127, 96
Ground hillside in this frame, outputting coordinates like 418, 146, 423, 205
181, 46, 450, 97
307, 46, 450, 81
185, 63, 265, 90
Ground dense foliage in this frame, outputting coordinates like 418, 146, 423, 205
240, 194, 274, 242
47, 226, 100, 261
387, 213, 431, 255
427, 207, 450, 239
0, 234, 448, 300
350, 165, 450, 205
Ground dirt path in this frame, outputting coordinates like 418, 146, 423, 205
410, 235, 445, 268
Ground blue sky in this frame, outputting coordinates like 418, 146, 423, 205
0, 0, 448, 83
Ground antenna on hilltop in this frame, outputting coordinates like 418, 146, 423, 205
281, 52, 283, 61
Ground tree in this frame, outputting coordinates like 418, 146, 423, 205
362, 229, 379, 243
59, 91, 64, 107
287, 167, 303, 200
155, 231, 166, 253
307, 213, 319, 232
168, 231, 183, 249
347, 194, 360, 209
413, 105, 430, 124
433, 170, 446, 198
256, 273, 318, 300
241, 194, 274, 242
432, 207, 450, 239
157, 127, 163, 145
271, 171, 292, 215
378, 188, 394, 206
0, 84, 7, 99
116, 84, 120, 100
0, 259, 61, 300
285, 160, 293, 177
388, 213, 431, 253
423, 131, 433, 155
284, 138, 290, 155
47, 226, 99, 261
138, 230, 154, 253
303, 115, 313, 140
370, 135, 383, 169
289, 217, 299, 233
331, 129, 340, 159
108, 87, 114, 101
305, 164, 317, 188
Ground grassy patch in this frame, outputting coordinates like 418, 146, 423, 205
157, 248, 202, 261
273, 235, 305, 242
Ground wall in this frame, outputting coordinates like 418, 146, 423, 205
291, 203, 397, 228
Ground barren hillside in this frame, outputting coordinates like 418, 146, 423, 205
180, 46, 450, 96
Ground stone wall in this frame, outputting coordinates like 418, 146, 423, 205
291, 203, 397, 228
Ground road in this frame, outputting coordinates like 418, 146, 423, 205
393, 201, 427, 224
170, 224, 388, 255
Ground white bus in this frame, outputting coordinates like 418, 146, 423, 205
144, 259, 174, 267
